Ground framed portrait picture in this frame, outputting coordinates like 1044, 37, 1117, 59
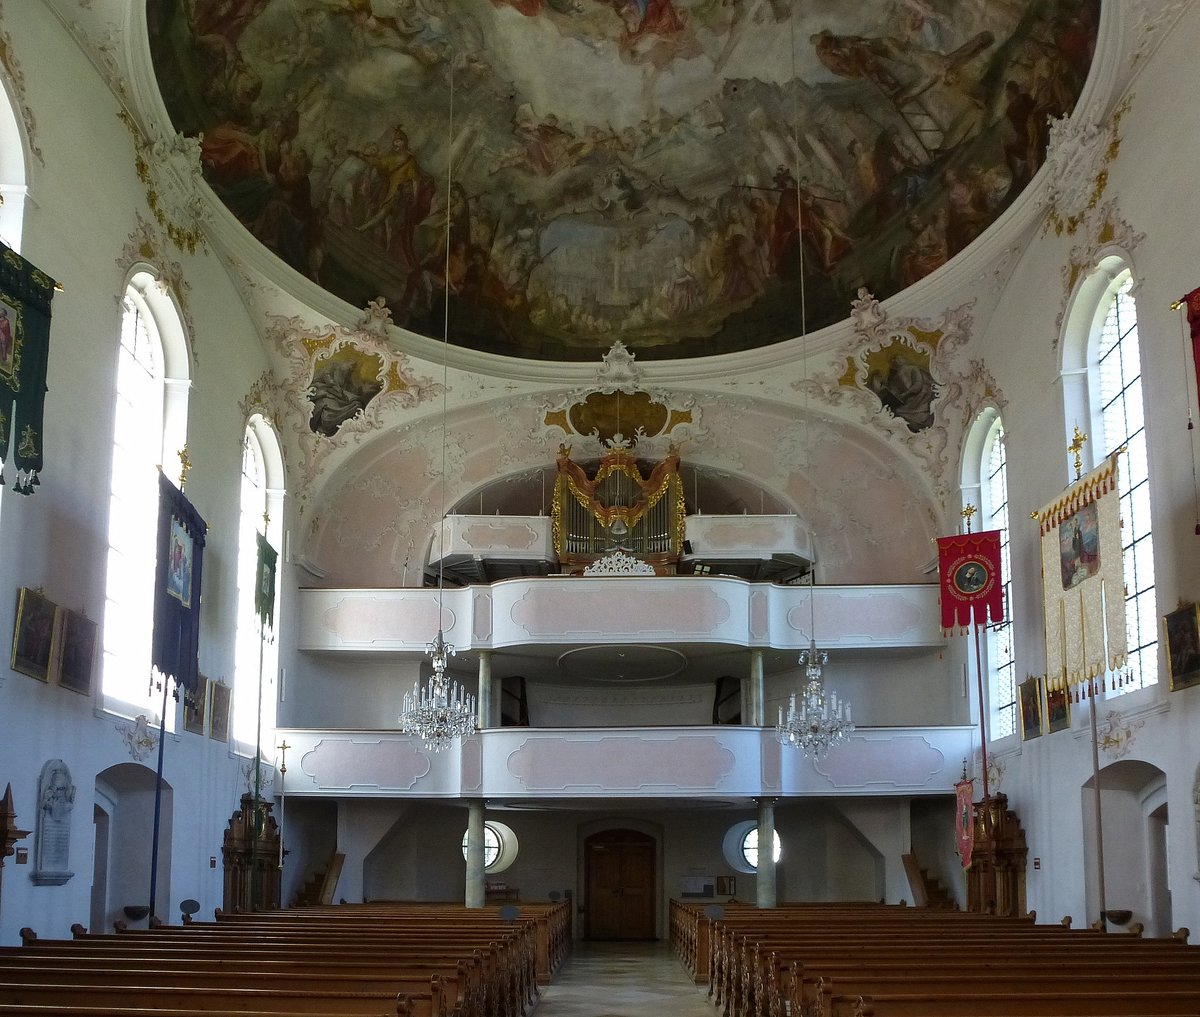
1019, 676, 1043, 741
1045, 685, 1071, 734
11, 587, 57, 681
209, 681, 231, 742
166, 517, 194, 608
184, 674, 209, 735
1164, 603, 1200, 692
55, 609, 97, 696
0, 296, 21, 383
715, 876, 736, 897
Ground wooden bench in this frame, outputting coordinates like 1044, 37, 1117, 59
5, 902, 566, 1017
668, 899, 1200, 1017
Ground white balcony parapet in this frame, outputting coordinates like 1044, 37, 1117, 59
435, 514, 554, 562
275, 725, 974, 800
683, 514, 813, 563
298, 579, 941, 654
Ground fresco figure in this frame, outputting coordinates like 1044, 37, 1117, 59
354, 128, 435, 268
811, 29, 903, 93
152, 0, 1101, 361
867, 348, 937, 432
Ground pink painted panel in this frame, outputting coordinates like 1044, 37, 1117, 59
701, 520, 788, 548
507, 736, 736, 791
302, 738, 431, 790
323, 597, 448, 644
510, 585, 731, 637
813, 735, 945, 788
788, 593, 928, 640
461, 522, 539, 550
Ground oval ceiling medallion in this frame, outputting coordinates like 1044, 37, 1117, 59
558, 644, 688, 683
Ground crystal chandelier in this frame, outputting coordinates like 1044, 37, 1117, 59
398, 58, 476, 753
776, 637, 854, 756
400, 629, 476, 752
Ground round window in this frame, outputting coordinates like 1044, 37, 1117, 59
460, 820, 518, 874
722, 820, 782, 874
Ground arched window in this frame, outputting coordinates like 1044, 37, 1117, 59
1063, 261, 1158, 692
231, 416, 284, 754
962, 409, 1015, 738
101, 272, 190, 720
0, 74, 29, 248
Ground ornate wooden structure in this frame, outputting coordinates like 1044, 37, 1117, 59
967, 792, 1027, 917
1, 783, 31, 907
222, 792, 281, 913
551, 443, 684, 574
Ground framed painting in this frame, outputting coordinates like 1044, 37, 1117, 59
55, 609, 97, 696
715, 876, 736, 897
166, 517, 194, 608
184, 674, 209, 735
11, 587, 57, 681
1164, 603, 1200, 691
209, 681, 230, 742
1045, 685, 1071, 734
0, 295, 21, 383
1019, 676, 1043, 741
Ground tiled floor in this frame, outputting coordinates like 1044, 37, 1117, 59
531, 940, 716, 1016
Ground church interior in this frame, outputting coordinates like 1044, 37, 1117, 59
3, 0, 1200, 1009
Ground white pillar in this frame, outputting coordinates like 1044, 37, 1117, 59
756, 798, 777, 909
747, 649, 765, 726
477, 651, 493, 729
465, 800, 486, 909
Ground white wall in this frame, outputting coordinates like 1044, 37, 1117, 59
965, 3, 1200, 938
0, 3, 276, 944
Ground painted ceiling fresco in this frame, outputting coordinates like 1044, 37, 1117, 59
148, 0, 1097, 361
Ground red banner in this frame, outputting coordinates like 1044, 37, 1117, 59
1182, 286, 1200, 416
937, 529, 1003, 631
955, 779, 975, 868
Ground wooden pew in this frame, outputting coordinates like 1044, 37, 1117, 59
668, 899, 1200, 1017
6, 902, 562, 1017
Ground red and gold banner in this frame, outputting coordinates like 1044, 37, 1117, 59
955, 778, 975, 868
1181, 286, 1200, 414
936, 530, 1003, 632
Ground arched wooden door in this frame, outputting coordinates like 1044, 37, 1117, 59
584, 828, 656, 940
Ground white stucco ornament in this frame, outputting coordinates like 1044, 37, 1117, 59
583, 550, 656, 575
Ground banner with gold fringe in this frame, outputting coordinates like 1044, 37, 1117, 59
152, 471, 207, 700
0, 241, 57, 494
1033, 451, 1126, 690
936, 529, 1003, 633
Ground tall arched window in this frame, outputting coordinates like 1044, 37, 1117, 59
0, 75, 29, 248
962, 409, 1015, 737
1095, 275, 1157, 689
231, 416, 284, 755
1063, 260, 1158, 692
101, 272, 190, 720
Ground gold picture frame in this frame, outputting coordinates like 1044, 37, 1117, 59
1019, 676, 1043, 741
54, 608, 97, 696
184, 674, 209, 735
11, 587, 57, 682
1045, 684, 1071, 734
1164, 603, 1200, 692
209, 681, 230, 742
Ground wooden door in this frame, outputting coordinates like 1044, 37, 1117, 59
584, 828, 656, 940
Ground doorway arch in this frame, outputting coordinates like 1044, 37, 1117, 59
583, 828, 657, 940
1082, 758, 1167, 933
93, 763, 172, 930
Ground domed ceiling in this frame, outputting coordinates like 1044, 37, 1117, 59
148, 0, 1097, 362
